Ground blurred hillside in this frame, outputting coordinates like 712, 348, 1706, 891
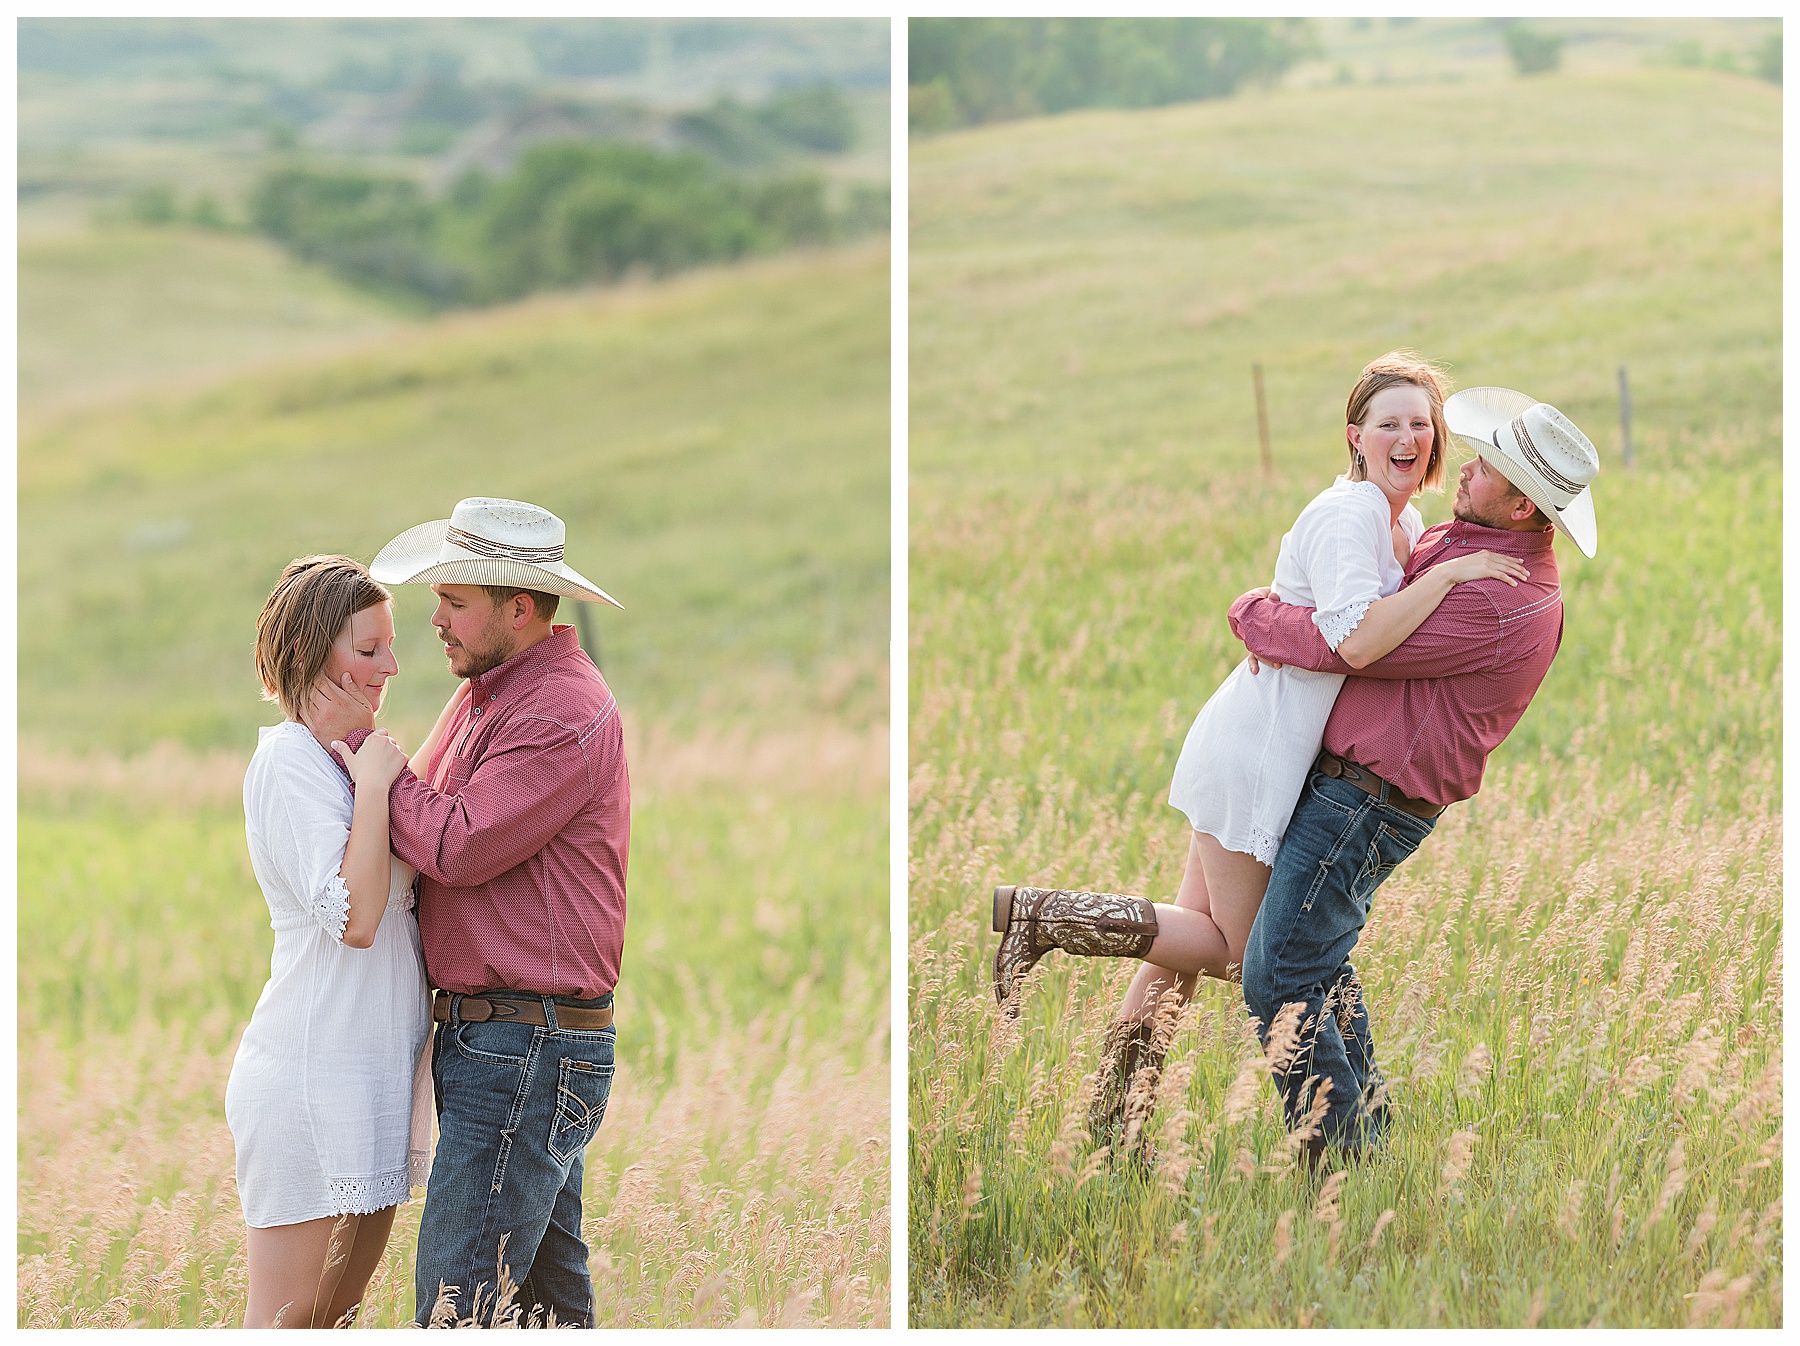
20, 18, 889, 421
21, 18, 891, 298
909, 17, 1778, 132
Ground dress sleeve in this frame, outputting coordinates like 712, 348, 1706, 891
254, 737, 356, 942
1296, 490, 1393, 652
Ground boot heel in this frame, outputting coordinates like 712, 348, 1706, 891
992, 885, 1016, 933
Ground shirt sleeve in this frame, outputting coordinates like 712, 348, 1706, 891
383, 716, 594, 888
253, 739, 354, 942
1296, 491, 1393, 652
1230, 582, 1505, 680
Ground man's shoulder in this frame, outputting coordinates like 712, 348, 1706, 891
514, 648, 619, 733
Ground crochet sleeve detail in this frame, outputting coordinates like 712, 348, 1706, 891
1316, 598, 1373, 652
312, 872, 351, 944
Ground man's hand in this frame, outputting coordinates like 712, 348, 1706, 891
304, 671, 376, 742
1234, 587, 1282, 674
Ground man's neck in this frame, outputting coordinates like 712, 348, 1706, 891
488, 622, 557, 672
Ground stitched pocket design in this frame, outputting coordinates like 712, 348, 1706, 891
549, 1057, 614, 1163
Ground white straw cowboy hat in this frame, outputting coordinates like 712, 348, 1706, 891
1445, 387, 1601, 558
370, 497, 623, 608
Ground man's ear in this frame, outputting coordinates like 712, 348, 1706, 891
508, 592, 537, 631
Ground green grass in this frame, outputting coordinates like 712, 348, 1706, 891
908, 69, 1779, 1328
19, 224, 408, 425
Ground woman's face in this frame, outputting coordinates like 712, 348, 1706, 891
321, 601, 399, 715
1348, 384, 1434, 507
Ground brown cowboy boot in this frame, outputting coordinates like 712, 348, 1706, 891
991, 885, 1158, 1007
1087, 1018, 1166, 1153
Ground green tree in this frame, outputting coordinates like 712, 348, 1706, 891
1503, 25, 1564, 76
756, 83, 857, 153
908, 17, 1317, 129
1755, 34, 1781, 85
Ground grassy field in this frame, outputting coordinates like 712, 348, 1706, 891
18, 225, 409, 427
908, 68, 1780, 1327
18, 239, 889, 1326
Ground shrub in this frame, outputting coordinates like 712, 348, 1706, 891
1504, 25, 1564, 76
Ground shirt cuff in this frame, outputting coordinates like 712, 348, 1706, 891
330, 727, 375, 783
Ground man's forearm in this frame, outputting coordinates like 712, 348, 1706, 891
385, 738, 591, 887
1227, 593, 1351, 674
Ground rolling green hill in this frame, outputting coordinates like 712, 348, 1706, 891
19, 225, 411, 426
909, 68, 1778, 1328
21, 240, 889, 752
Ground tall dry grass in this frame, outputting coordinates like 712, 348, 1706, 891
19, 1005, 886, 1327
19, 722, 889, 1328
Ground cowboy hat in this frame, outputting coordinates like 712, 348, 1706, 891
1445, 387, 1600, 558
370, 497, 622, 608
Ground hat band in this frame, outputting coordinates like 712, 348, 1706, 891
1508, 419, 1586, 497
445, 525, 564, 565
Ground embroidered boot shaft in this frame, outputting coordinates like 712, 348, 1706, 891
1087, 1018, 1167, 1154
991, 885, 1158, 1008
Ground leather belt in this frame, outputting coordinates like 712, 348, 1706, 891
433, 990, 614, 1030
1313, 750, 1447, 820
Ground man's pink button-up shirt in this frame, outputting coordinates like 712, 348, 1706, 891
356, 624, 630, 999
1229, 519, 1564, 808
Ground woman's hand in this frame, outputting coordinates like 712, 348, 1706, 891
332, 729, 410, 791
1436, 550, 1531, 587
304, 671, 376, 742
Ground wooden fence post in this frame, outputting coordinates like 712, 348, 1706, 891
1617, 365, 1634, 469
574, 601, 602, 672
1253, 362, 1272, 476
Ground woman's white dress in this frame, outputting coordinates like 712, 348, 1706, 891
1168, 477, 1424, 865
225, 720, 433, 1229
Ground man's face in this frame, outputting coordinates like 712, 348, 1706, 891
322, 602, 399, 713
1453, 452, 1531, 529
430, 584, 514, 680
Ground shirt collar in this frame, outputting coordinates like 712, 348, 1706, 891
1436, 518, 1558, 557
467, 625, 580, 702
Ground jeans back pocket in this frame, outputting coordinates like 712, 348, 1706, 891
550, 1056, 614, 1163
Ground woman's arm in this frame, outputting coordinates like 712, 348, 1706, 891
410, 681, 471, 781
331, 731, 411, 948
1336, 550, 1531, 669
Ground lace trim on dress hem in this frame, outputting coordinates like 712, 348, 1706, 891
314, 874, 351, 943
409, 1149, 432, 1188
326, 1168, 414, 1215
1316, 599, 1372, 652
1247, 827, 1281, 868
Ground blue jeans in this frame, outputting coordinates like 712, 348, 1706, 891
413, 993, 616, 1327
1241, 771, 1436, 1150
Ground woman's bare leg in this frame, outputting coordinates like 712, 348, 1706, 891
245, 1211, 371, 1328
321, 1205, 398, 1327
1121, 830, 1272, 1019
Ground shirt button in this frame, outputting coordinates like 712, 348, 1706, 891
472, 707, 481, 718
490, 693, 497, 701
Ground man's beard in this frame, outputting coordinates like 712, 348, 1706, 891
1454, 492, 1523, 530
447, 624, 512, 679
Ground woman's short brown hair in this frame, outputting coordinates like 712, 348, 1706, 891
1344, 350, 1451, 493
254, 556, 390, 721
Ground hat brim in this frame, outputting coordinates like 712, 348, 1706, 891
1445, 386, 1538, 445
370, 519, 624, 608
